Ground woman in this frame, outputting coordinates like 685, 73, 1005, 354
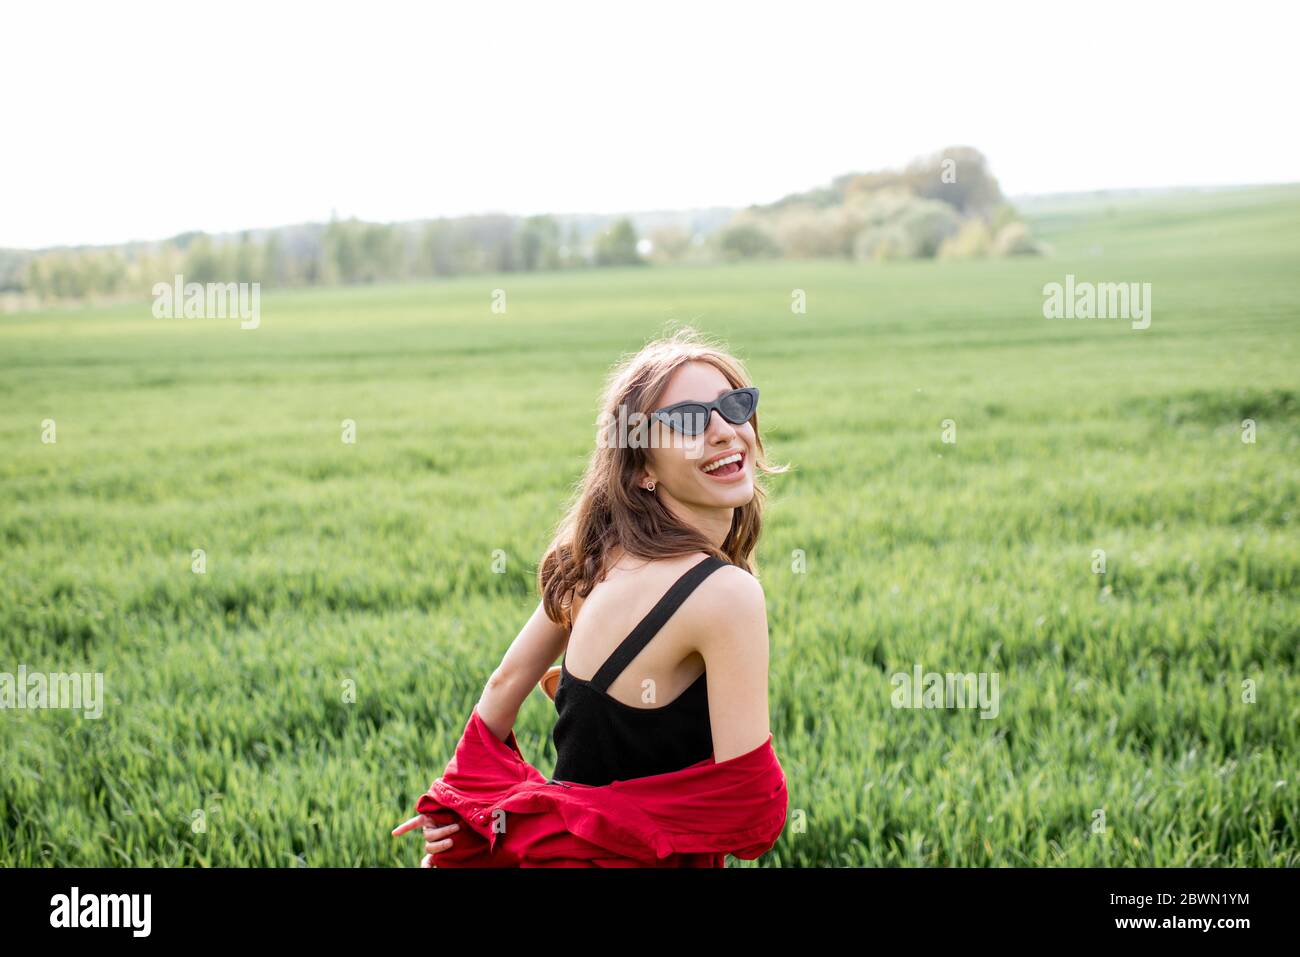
394, 327, 784, 865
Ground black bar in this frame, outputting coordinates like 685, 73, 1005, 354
0, 867, 1289, 943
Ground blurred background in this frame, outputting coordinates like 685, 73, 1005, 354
1, 1, 1296, 866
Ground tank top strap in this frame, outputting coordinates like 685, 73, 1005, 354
588, 555, 728, 693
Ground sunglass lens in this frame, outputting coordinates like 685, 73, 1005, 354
717, 390, 756, 423
662, 405, 709, 434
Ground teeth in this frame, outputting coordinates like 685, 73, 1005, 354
701, 453, 742, 473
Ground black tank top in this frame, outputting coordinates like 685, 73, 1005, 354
550, 556, 726, 786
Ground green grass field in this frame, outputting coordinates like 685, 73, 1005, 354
2, 185, 1297, 866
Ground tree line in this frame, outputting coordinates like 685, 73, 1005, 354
2, 147, 1042, 305
6, 214, 649, 302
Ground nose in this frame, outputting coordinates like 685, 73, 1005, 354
702, 408, 738, 444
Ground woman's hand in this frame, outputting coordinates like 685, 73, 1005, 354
391, 813, 460, 867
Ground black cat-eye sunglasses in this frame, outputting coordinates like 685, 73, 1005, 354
651, 387, 759, 436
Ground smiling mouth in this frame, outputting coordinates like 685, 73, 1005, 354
700, 450, 745, 478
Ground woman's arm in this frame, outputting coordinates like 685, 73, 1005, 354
474, 600, 569, 742
686, 566, 772, 763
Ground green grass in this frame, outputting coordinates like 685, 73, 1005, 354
1, 184, 1297, 866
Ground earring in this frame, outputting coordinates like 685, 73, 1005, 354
645, 482, 655, 492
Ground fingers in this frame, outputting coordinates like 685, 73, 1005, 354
395, 813, 460, 867
425, 836, 455, 854
391, 813, 430, 837
394, 815, 463, 838
424, 821, 459, 855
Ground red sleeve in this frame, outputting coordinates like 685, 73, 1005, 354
502, 728, 524, 757
413, 800, 497, 867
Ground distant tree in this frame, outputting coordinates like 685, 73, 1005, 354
906, 146, 1005, 218
323, 218, 363, 282
518, 215, 561, 271
769, 204, 862, 258
646, 225, 692, 263
843, 171, 908, 203
234, 232, 263, 284
358, 223, 403, 281
990, 220, 1042, 256
936, 219, 994, 259
169, 231, 205, 251
561, 222, 585, 267
182, 235, 221, 284
593, 218, 643, 266
852, 195, 961, 260
262, 234, 286, 285
419, 220, 455, 277
714, 222, 779, 261
22, 248, 127, 300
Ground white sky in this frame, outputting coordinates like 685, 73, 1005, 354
2, 0, 1296, 249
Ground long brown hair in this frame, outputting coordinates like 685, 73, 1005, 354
538, 326, 784, 629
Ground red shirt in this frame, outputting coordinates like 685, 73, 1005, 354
413, 704, 789, 867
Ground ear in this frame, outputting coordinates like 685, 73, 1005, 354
637, 464, 657, 490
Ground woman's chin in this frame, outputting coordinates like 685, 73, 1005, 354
694, 477, 754, 508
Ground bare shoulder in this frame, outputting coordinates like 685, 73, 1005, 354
682, 563, 768, 649
702, 562, 765, 606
